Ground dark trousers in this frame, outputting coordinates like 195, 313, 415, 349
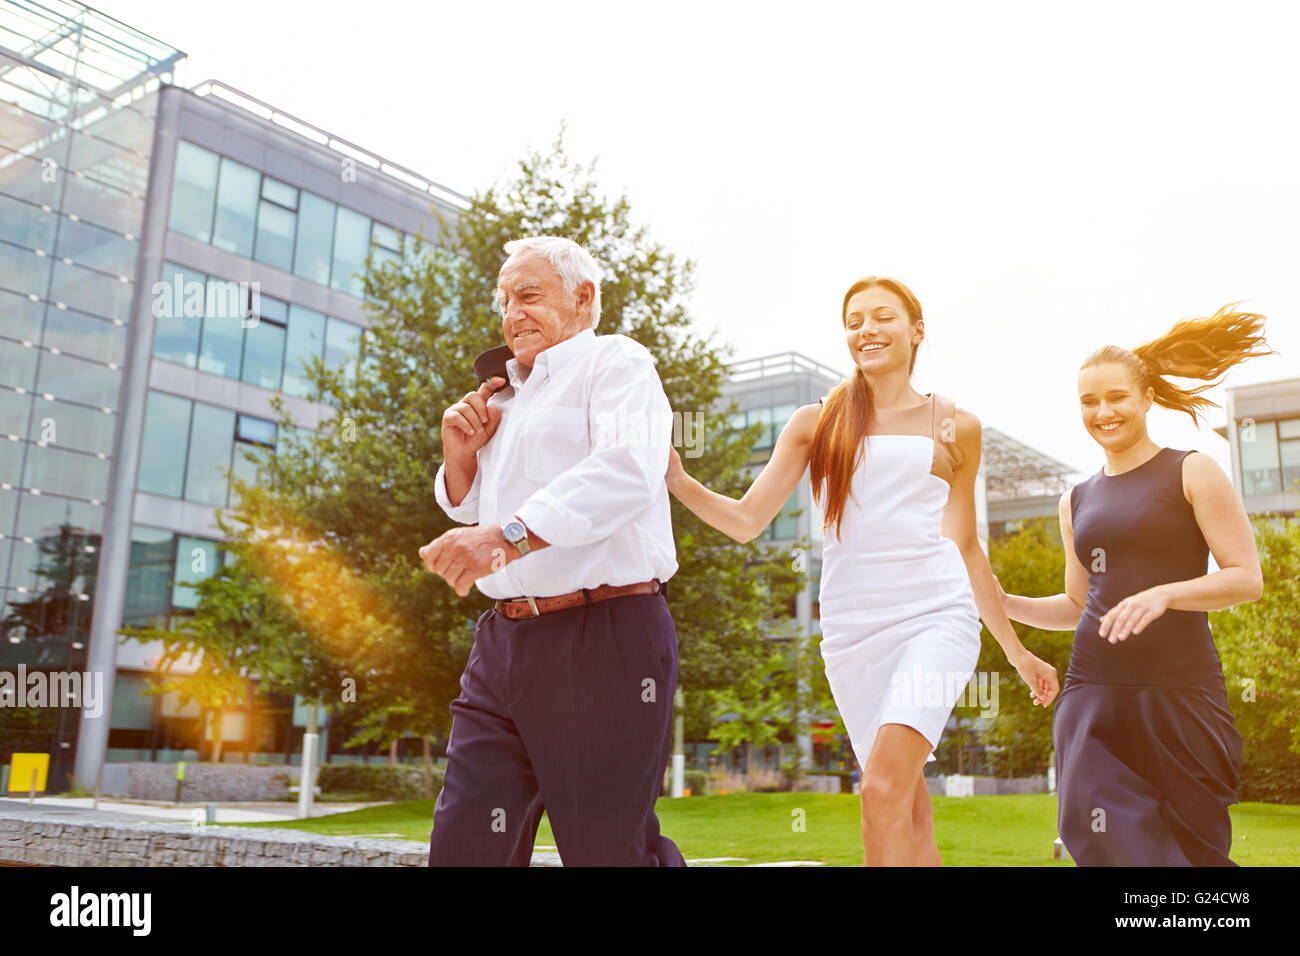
428, 590, 686, 866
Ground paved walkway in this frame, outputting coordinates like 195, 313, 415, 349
0, 796, 382, 824
1, 799, 828, 865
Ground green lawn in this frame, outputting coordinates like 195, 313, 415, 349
231, 793, 1300, 866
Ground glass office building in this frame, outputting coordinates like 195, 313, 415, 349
1216, 376, 1300, 517
0, 0, 464, 789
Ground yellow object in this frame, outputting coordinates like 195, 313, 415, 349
8, 753, 49, 793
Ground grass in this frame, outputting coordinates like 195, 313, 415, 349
229, 792, 1300, 866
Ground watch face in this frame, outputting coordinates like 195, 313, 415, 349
503, 521, 525, 541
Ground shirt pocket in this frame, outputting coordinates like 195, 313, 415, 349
523, 405, 591, 483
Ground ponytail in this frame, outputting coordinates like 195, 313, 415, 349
811, 370, 874, 542
1082, 303, 1275, 425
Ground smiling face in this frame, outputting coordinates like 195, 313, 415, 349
495, 251, 593, 368
843, 285, 922, 375
1078, 363, 1154, 450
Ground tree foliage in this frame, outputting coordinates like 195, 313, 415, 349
149, 129, 801, 753
967, 515, 1073, 776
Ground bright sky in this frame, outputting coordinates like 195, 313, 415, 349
100, 0, 1300, 480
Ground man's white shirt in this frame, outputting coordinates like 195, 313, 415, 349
434, 327, 679, 599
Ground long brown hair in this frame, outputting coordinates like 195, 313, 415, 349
811, 277, 924, 542
1081, 303, 1275, 425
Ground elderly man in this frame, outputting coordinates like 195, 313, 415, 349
418, 235, 685, 866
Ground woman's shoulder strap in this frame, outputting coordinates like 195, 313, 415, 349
930, 393, 958, 436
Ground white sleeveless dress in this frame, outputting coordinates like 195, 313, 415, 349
816, 393, 982, 768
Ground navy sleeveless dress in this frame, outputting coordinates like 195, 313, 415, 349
1054, 447, 1243, 866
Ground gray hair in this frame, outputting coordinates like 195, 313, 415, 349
497, 235, 603, 329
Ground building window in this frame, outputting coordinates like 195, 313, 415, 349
167, 141, 406, 301
750, 407, 775, 451
1280, 419, 1300, 494
210, 157, 260, 258
154, 262, 360, 398
283, 304, 327, 399
122, 526, 174, 629
138, 391, 282, 508
138, 391, 192, 498
184, 402, 236, 506
153, 261, 204, 367
35, 350, 120, 410
241, 295, 287, 391
768, 488, 799, 540
230, 413, 278, 497
172, 536, 223, 610
254, 177, 298, 272
371, 221, 402, 276
168, 141, 219, 243
1239, 419, 1281, 496
196, 276, 247, 379
771, 403, 796, 444
123, 526, 226, 628
293, 191, 335, 286
330, 206, 371, 298
324, 316, 361, 374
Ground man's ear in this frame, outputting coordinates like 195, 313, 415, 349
575, 280, 595, 320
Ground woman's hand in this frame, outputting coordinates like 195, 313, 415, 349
665, 445, 688, 495
1098, 586, 1169, 643
1009, 649, 1059, 707
991, 574, 1014, 615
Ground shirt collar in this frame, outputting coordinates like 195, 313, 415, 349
505, 327, 596, 388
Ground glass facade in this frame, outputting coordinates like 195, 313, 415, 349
152, 260, 361, 400
138, 390, 278, 508
166, 139, 405, 297
730, 403, 803, 539
730, 402, 797, 452
3, 0, 458, 782
0, 0, 183, 787
1239, 416, 1300, 497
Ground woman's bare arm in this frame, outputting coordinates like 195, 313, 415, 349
667, 403, 819, 543
998, 491, 1088, 631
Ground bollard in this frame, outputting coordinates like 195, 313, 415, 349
205, 803, 217, 824
1053, 837, 1064, 860
174, 760, 186, 803
28, 767, 38, 806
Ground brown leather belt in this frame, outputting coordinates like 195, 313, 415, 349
493, 579, 661, 620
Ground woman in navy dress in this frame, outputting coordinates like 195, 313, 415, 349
997, 305, 1271, 866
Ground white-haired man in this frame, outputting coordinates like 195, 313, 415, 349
418, 235, 685, 866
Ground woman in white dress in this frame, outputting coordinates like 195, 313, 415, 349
666, 276, 1059, 865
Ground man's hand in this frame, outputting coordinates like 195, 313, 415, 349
442, 376, 506, 463
418, 525, 516, 597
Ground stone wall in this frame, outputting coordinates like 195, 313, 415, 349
0, 813, 427, 866
933, 774, 1050, 796
124, 763, 295, 802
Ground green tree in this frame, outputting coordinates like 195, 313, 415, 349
965, 515, 1073, 776
201, 129, 797, 758
1212, 512, 1300, 803
706, 631, 827, 777
118, 558, 345, 763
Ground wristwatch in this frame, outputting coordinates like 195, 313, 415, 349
501, 518, 530, 556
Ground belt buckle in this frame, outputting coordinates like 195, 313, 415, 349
525, 595, 539, 617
